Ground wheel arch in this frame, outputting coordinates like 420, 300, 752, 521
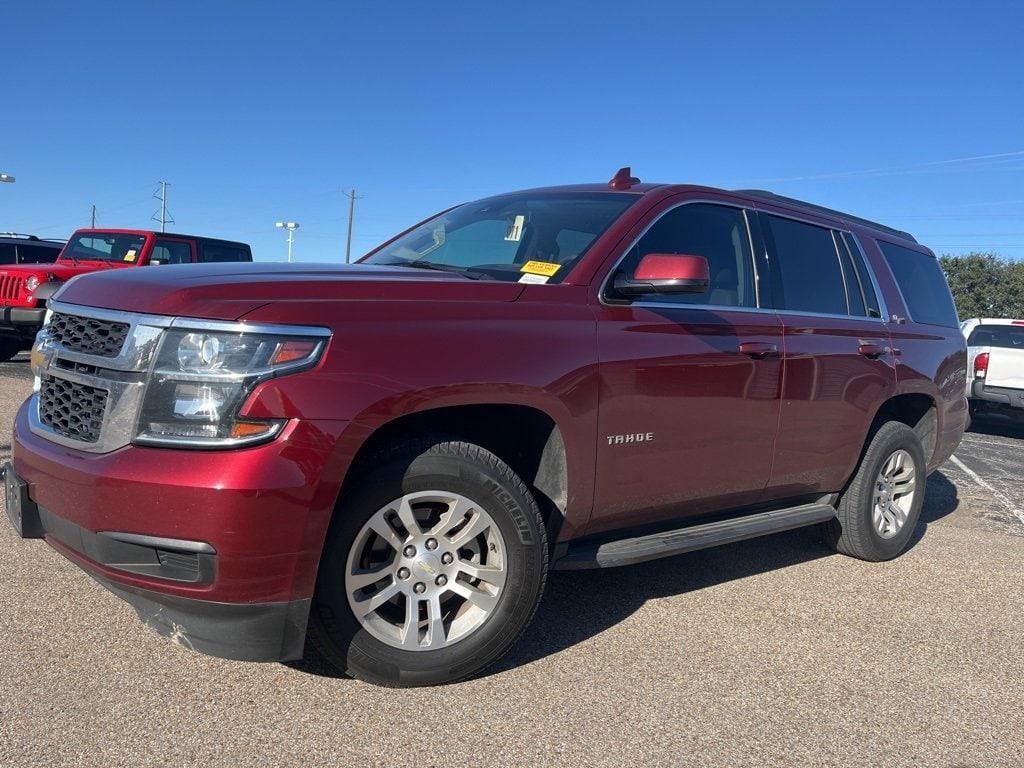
869, 392, 938, 468
335, 401, 580, 547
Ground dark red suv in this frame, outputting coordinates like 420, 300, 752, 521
5, 170, 967, 687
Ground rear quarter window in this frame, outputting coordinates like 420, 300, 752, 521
878, 241, 959, 327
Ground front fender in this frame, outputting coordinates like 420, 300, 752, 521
34, 281, 63, 303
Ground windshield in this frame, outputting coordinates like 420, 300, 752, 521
968, 324, 1024, 350
363, 191, 639, 283
62, 232, 147, 263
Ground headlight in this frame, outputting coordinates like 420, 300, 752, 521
133, 327, 327, 448
25, 275, 40, 292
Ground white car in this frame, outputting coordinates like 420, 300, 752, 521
962, 318, 1024, 424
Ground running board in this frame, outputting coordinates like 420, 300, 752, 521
553, 502, 837, 570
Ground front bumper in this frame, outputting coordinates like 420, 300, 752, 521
0, 306, 45, 335
9, 400, 351, 662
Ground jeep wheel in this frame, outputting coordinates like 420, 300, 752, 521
826, 421, 926, 561
309, 437, 548, 687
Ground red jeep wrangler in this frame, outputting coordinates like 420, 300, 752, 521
0, 228, 252, 361
5, 171, 967, 687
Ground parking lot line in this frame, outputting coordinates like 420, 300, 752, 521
950, 453, 1024, 527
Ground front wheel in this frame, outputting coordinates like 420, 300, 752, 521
826, 421, 926, 561
309, 437, 548, 687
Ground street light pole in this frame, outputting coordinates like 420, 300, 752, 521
275, 221, 300, 263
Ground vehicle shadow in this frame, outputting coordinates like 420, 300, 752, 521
289, 472, 960, 681
967, 414, 1024, 440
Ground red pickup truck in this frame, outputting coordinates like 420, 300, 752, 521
5, 171, 967, 687
0, 228, 251, 360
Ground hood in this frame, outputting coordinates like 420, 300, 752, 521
51, 262, 527, 321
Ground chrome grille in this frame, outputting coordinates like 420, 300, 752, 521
48, 312, 130, 358
38, 374, 109, 443
0, 274, 22, 301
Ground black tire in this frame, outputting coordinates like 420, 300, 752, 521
308, 436, 548, 687
0, 338, 24, 362
825, 421, 926, 561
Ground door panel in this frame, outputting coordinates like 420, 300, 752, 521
764, 315, 895, 499
591, 305, 783, 533
756, 211, 896, 499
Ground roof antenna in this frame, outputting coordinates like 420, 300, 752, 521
608, 166, 641, 190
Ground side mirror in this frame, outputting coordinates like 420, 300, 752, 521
149, 259, 162, 266
612, 253, 710, 298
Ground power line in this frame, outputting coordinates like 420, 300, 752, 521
731, 149, 1024, 185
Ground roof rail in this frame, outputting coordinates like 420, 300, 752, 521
0, 232, 42, 240
735, 189, 917, 243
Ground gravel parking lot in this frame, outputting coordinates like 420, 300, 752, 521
1, 353, 1022, 768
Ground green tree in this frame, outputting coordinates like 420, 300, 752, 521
940, 253, 1023, 319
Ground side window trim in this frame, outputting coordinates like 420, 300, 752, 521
829, 229, 853, 315
599, 198, 769, 312
833, 229, 867, 316
843, 232, 889, 322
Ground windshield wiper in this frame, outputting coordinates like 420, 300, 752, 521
392, 260, 485, 279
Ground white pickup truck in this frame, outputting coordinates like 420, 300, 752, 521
962, 318, 1024, 424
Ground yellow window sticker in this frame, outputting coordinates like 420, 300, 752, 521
505, 214, 525, 242
520, 260, 560, 277
123, 249, 137, 262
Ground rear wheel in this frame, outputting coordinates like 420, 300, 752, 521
309, 437, 548, 687
826, 421, 925, 561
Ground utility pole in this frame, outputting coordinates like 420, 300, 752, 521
90, 204, 96, 228
151, 181, 174, 232
345, 188, 359, 263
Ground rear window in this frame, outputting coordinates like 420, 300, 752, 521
878, 241, 959, 327
967, 324, 1024, 349
199, 242, 251, 263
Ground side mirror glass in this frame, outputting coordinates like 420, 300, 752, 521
612, 253, 710, 299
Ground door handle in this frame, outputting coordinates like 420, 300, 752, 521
739, 342, 779, 359
858, 343, 889, 359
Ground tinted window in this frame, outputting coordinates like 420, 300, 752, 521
17, 244, 60, 264
614, 203, 756, 307
967, 324, 1024, 349
0, 244, 15, 264
199, 242, 250, 263
842, 233, 882, 318
765, 215, 847, 315
151, 240, 192, 265
878, 241, 959, 327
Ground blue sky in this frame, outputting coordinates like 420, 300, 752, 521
3, 1, 1023, 262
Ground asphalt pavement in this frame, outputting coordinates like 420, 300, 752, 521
1, 353, 1022, 768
